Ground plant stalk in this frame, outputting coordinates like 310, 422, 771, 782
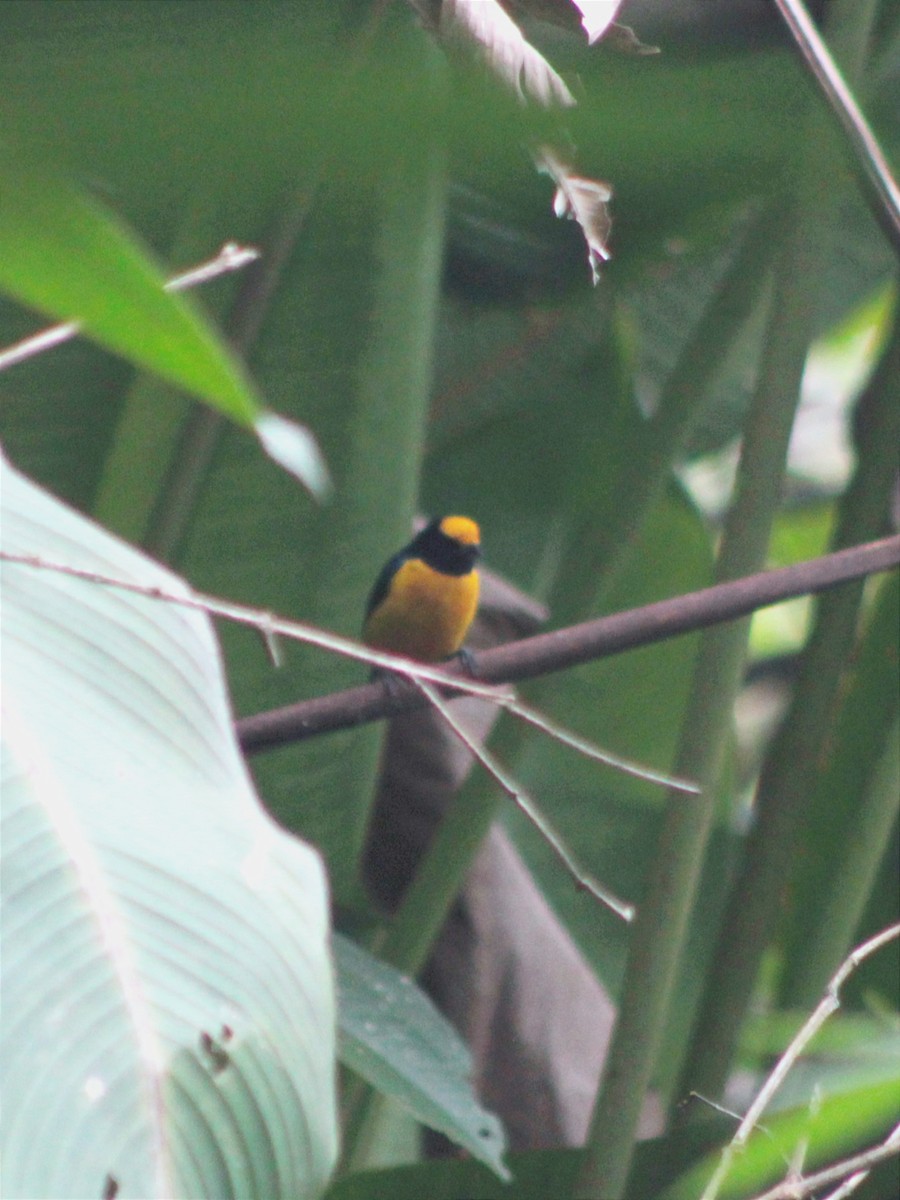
576, 69, 842, 1200
682, 304, 900, 1097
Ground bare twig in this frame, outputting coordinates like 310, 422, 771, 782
773, 0, 900, 255
495, 696, 700, 794
699, 924, 900, 1200
415, 678, 635, 921
749, 1122, 900, 1200
821, 1173, 867, 1200
163, 243, 261, 294
0, 243, 260, 373
0, 547, 511, 700
685, 1093, 774, 1139
4, 535, 899, 754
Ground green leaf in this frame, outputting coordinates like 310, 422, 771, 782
0, 148, 259, 423
502, 490, 716, 992
326, 1149, 580, 1200
660, 1077, 900, 1200
779, 570, 900, 1008
334, 934, 509, 1181
741, 1010, 900, 1065
0, 455, 338, 1200
190, 125, 448, 904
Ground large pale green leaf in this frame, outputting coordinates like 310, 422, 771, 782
0, 455, 338, 1200
334, 934, 509, 1181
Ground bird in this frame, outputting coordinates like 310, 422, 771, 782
363, 516, 481, 664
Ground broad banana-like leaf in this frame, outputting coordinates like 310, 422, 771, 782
1, 453, 338, 1200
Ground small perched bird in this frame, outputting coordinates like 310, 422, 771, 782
363, 516, 481, 663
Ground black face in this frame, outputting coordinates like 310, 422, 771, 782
414, 519, 481, 576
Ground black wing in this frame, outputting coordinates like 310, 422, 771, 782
364, 549, 408, 619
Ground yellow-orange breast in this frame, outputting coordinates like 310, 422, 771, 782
363, 556, 480, 663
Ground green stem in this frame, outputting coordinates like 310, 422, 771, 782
376, 750, 504, 977
140, 5, 397, 563
680, 298, 899, 1102
780, 560, 899, 1005
362, 211, 777, 984
790, 665, 900, 1007
590, 209, 776, 606
143, 199, 312, 562
576, 88, 843, 1200
330, 50, 454, 1175
338, 750, 505, 1172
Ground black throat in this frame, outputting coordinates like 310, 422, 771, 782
413, 521, 480, 576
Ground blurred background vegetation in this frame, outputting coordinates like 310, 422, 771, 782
1, 2, 898, 1197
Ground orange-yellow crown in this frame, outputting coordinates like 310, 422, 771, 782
439, 516, 480, 546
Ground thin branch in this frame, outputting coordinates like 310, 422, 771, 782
0, 242, 260, 373
735, 925, 900, 1146
415, 678, 635, 921
139, 212, 308, 562
821, 1173, 868, 1200
749, 1123, 900, 1200
495, 696, 700, 794
4, 535, 899, 752
234, 536, 900, 749
163, 243, 261, 294
699, 924, 900, 1200
0, 546, 511, 698
773, 0, 900, 255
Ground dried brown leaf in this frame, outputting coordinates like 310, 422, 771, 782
537, 146, 613, 283
604, 21, 661, 55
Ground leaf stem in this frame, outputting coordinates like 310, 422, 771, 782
575, 64, 843, 1197
773, 0, 900, 255
681, 278, 900, 1105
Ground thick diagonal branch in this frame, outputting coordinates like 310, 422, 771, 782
237, 535, 900, 753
